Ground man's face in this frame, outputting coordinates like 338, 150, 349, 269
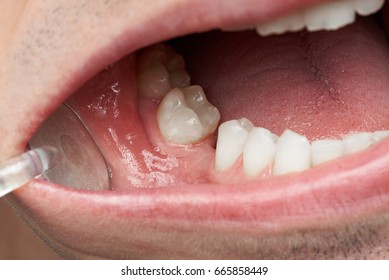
1, 0, 389, 259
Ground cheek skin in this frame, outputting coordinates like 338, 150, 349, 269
0, 0, 52, 260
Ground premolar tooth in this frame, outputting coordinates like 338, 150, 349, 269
158, 87, 220, 144
304, 0, 355, 31
354, 0, 385, 16
243, 127, 277, 177
343, 132, 374, 155
373, 130, 389, 143
215, 118, 253, 172
256, 11, 305, 36
311, 139, 344, 166
273, 130, 311, 175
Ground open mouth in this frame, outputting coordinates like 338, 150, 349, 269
3, 0, 389, 259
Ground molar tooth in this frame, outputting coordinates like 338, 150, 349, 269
158, 86, 220, 144
183, 86, 220, 136
256, 11, 305, 36
215, 118, 253, 172
169, 70, 191, 88
158, 89, 203, 144
273, 130, 311, 175
343, 132, 374, 155
354, 0, 385, 16
243, 127, 277, 177
304, 0, 355, 32
137, 44, 191, 99
138, 63, 172, 99
311, 139, 344, 166
373, 130, 389, 143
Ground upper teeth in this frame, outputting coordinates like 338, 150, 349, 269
226, 0, 386, 36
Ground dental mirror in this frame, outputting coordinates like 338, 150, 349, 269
29, 104, 110, 190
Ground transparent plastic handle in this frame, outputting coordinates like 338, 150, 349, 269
0, 147, 59, 197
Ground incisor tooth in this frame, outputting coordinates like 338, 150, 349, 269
256, 11, 305, 36
343, 132, 374, 154
215, 118, 253, 172
304, 0, 355, 31
311, 139, 344, 166
273, 130, 311, 175
354, 0, 385, 16
243, 127, 277, 177
158, 86, 220, 144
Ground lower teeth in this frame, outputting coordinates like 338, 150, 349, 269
137, 43, 389, 179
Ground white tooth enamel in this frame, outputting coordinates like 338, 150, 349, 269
373, 130, 389, 143
343, 132, 374, 155
158, 86, 220, 144
256, 11, 305, 36
304, 0, 355, 32
138, 44, 190, 99
215, 118, 253, 172
183, 86, 221, 136
354, 0, 385, 16
273, 130, 311, 175
311, 139, 344, 166
243, 127, 277, 177
158, 88, 203, 144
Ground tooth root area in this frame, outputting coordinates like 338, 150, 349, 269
273, 130, 311, 176
343, 132, 374, 155
243, 127, 277, 177
215, 119, 253, 172
137, 44, 191, 99
354, 0, 385, 16
311, 139, 344, 166
158, 87, 220, 144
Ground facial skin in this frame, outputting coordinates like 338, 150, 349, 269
1, 0, 389, 259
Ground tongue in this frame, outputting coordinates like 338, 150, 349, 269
175, 17, 389, 140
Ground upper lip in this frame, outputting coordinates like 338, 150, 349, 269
4, 0, 389, 258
